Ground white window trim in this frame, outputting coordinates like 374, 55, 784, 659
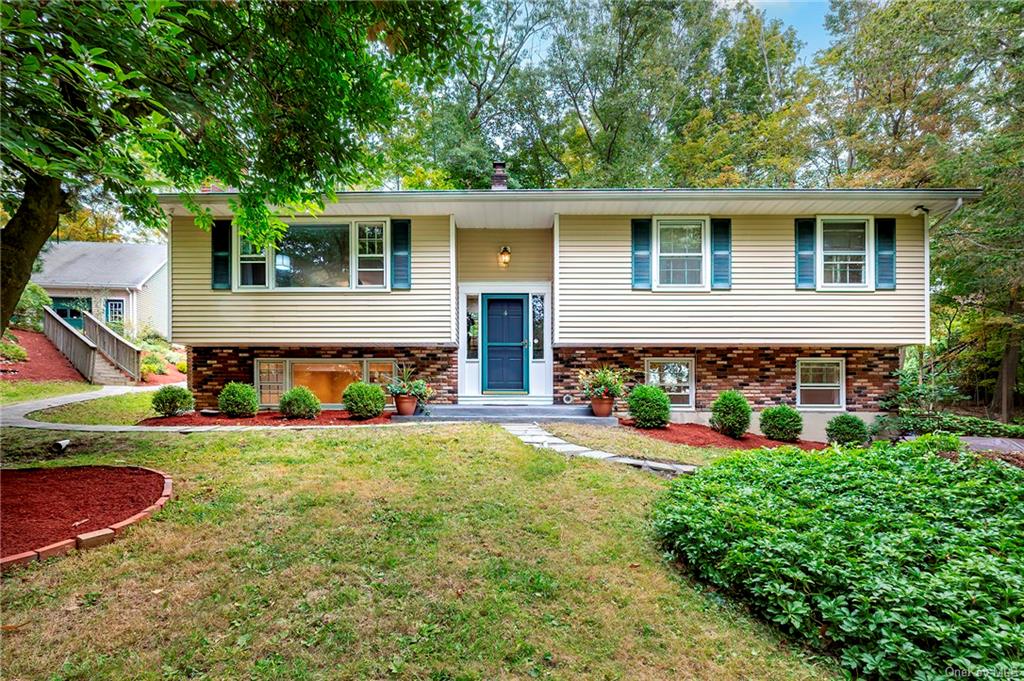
652, 215, 711, 292
796, 357, 846, 410
254, 357, 397, 408
104, 297, 126, 323
233, 218, 391, 292
644, 356, 696, 410
816, 215, 875, 292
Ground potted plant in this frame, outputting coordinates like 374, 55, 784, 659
386, 365, 435, 416
578, 366, 630, 417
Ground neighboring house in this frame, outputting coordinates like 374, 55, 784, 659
31, 241, 169, 338
158, 169, 980, 439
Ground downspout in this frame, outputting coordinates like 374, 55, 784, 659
929, 197, 963, 232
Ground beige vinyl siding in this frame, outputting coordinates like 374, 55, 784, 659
556, 214, 926, 346
458, 228, 552, 282
170, 215, 453, 345
138, 263, 169, 337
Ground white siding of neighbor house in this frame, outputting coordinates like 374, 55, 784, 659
169, 215, 454, 345
138, 263, 169, 338
42, 286, 132, 324
457, 228, 553, 282
555, 214, 927, 346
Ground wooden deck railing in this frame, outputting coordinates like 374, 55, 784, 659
82, 311, 141, 381
43, 306, 97, 382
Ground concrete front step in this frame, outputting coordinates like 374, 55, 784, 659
391, 404, 618, 425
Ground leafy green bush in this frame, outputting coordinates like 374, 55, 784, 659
627, 384, 670, 428
140, 354, 167, 378
10, 282, 51, 331
343, 381, 385, 419
218, 382, 259, 417
0, 339, 28, 362
577, 366, 631, 399
652, 436, 1024, 678
758, 405, 802, 442
825, 413, 869, 445
873, 410, 1024, 439
709, 390, 751, 438
279, 386, 321, 419
175, 360, 188, 373
151, 385, 195, 417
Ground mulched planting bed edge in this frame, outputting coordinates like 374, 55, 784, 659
620, 419, 827, 450
138, 409, 392, 426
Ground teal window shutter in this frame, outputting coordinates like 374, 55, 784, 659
391, 219, 412, 289
875, 218, 896, 289
211, 220, 231, 290
710, 218, 732, 289
631, 218, 652, 289
794, 218, 816, 289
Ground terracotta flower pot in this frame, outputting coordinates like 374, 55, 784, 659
590, 396, 613, 417
395, 394, 418, 416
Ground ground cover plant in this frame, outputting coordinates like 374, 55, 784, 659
652, 435, 1024, 678
874, 410, 1024, 439
0, 380, 99, 406
30, 391, 155, 425
0, 424, 830, 679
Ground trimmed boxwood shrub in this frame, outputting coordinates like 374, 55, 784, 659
279, 386, 321, 419
627, 385, 671, 428
343, 381, 385, 419
709, 390, 751, 438
759, 405, 802, 442
652, 435, 1024, 678
151, 385, 195, 417
826, 413, 869, 445
218, 381, 259, 417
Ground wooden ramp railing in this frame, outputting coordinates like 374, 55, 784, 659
82, 311, 142, 381
43, 306, 98, 383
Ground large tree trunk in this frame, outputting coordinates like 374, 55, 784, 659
1, 172, 68, 335
992, 295, 1022, 423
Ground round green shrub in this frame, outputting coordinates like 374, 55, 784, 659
279, 386, 321, 419
175, 360, 187, 373
759, 405, 803, 442
152, 385, 195, 417
343, 381, 385, 419
218, 381, 259, 417
709, 390, 751, 438
627, 385, 671, 428
826, 413, 869, 445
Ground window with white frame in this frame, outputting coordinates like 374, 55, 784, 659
255, 358, 396, 406
645, 358, 695, 408
654, 217, 708, 289
796, 358, 845, 408
237, 220, 388, 290
818, 217, 873, 289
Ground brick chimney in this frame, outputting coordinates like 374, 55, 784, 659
491, 161, 508, 190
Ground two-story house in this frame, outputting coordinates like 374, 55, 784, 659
158, 169, 979, 439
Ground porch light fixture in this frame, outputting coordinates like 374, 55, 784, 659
498, 245, 511, 268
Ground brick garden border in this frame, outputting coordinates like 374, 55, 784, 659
0, 467, 173, 573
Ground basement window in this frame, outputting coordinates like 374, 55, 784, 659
796, 358, 845, 409
644, 357, 695, 409
255, 358, 396, 407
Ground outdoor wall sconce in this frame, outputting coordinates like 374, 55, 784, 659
498, 245, 511, 268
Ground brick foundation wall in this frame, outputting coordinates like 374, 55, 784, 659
188, 345, 458, 409
553, 346, 899, 411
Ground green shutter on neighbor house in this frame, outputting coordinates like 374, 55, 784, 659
631, 218, 652, 289
211, 220, 232, 289
875, 218, 896, 289
794, 218, 816, 289
391, 219, 412, 289
710, 218, 732, 289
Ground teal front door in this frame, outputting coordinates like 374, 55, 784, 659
50, 297, 91, 330
482, 294, 528, 393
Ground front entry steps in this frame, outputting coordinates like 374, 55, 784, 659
391, 404, 618, 425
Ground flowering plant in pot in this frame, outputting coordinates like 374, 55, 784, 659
578, 366, 631, 417
386, 365, 435, 415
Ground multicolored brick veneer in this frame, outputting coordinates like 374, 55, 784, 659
553, 346, 900, 411
188, 346, 458, 409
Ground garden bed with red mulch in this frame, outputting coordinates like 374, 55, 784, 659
1, 466, 164, 558
620, 419, 827, 451
137, 410, 392, 427
142, 363, 187, 385
0, 329, 85, 382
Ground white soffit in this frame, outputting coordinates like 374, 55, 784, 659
158, 188, 982, 229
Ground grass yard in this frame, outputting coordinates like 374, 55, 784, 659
29, 391, 156, 425
0, 424, 832, 680
0, 380, 100, 406
546, 422, 734, 466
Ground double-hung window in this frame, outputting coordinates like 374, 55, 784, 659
645, 358, 695, 408
817, 217, 874, 291
796, 358, 845, 409
653, 217, 709, 290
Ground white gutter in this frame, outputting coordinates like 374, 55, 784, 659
928, 197, 964, 231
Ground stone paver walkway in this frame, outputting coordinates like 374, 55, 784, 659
501, 423, 697, 477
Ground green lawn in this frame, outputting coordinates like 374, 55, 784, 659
0, 380, 99, 406
0, 425, 832, 680
29, 391, 155, 425
545, 422, 735, 466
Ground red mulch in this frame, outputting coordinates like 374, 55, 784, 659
620, 419, 827, 451
143, 363, 187, 385
0, 466, 164, 558
0, 329, 85, 382
138, 410, 392, 427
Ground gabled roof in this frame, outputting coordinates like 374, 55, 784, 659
31, 241, 167, 289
